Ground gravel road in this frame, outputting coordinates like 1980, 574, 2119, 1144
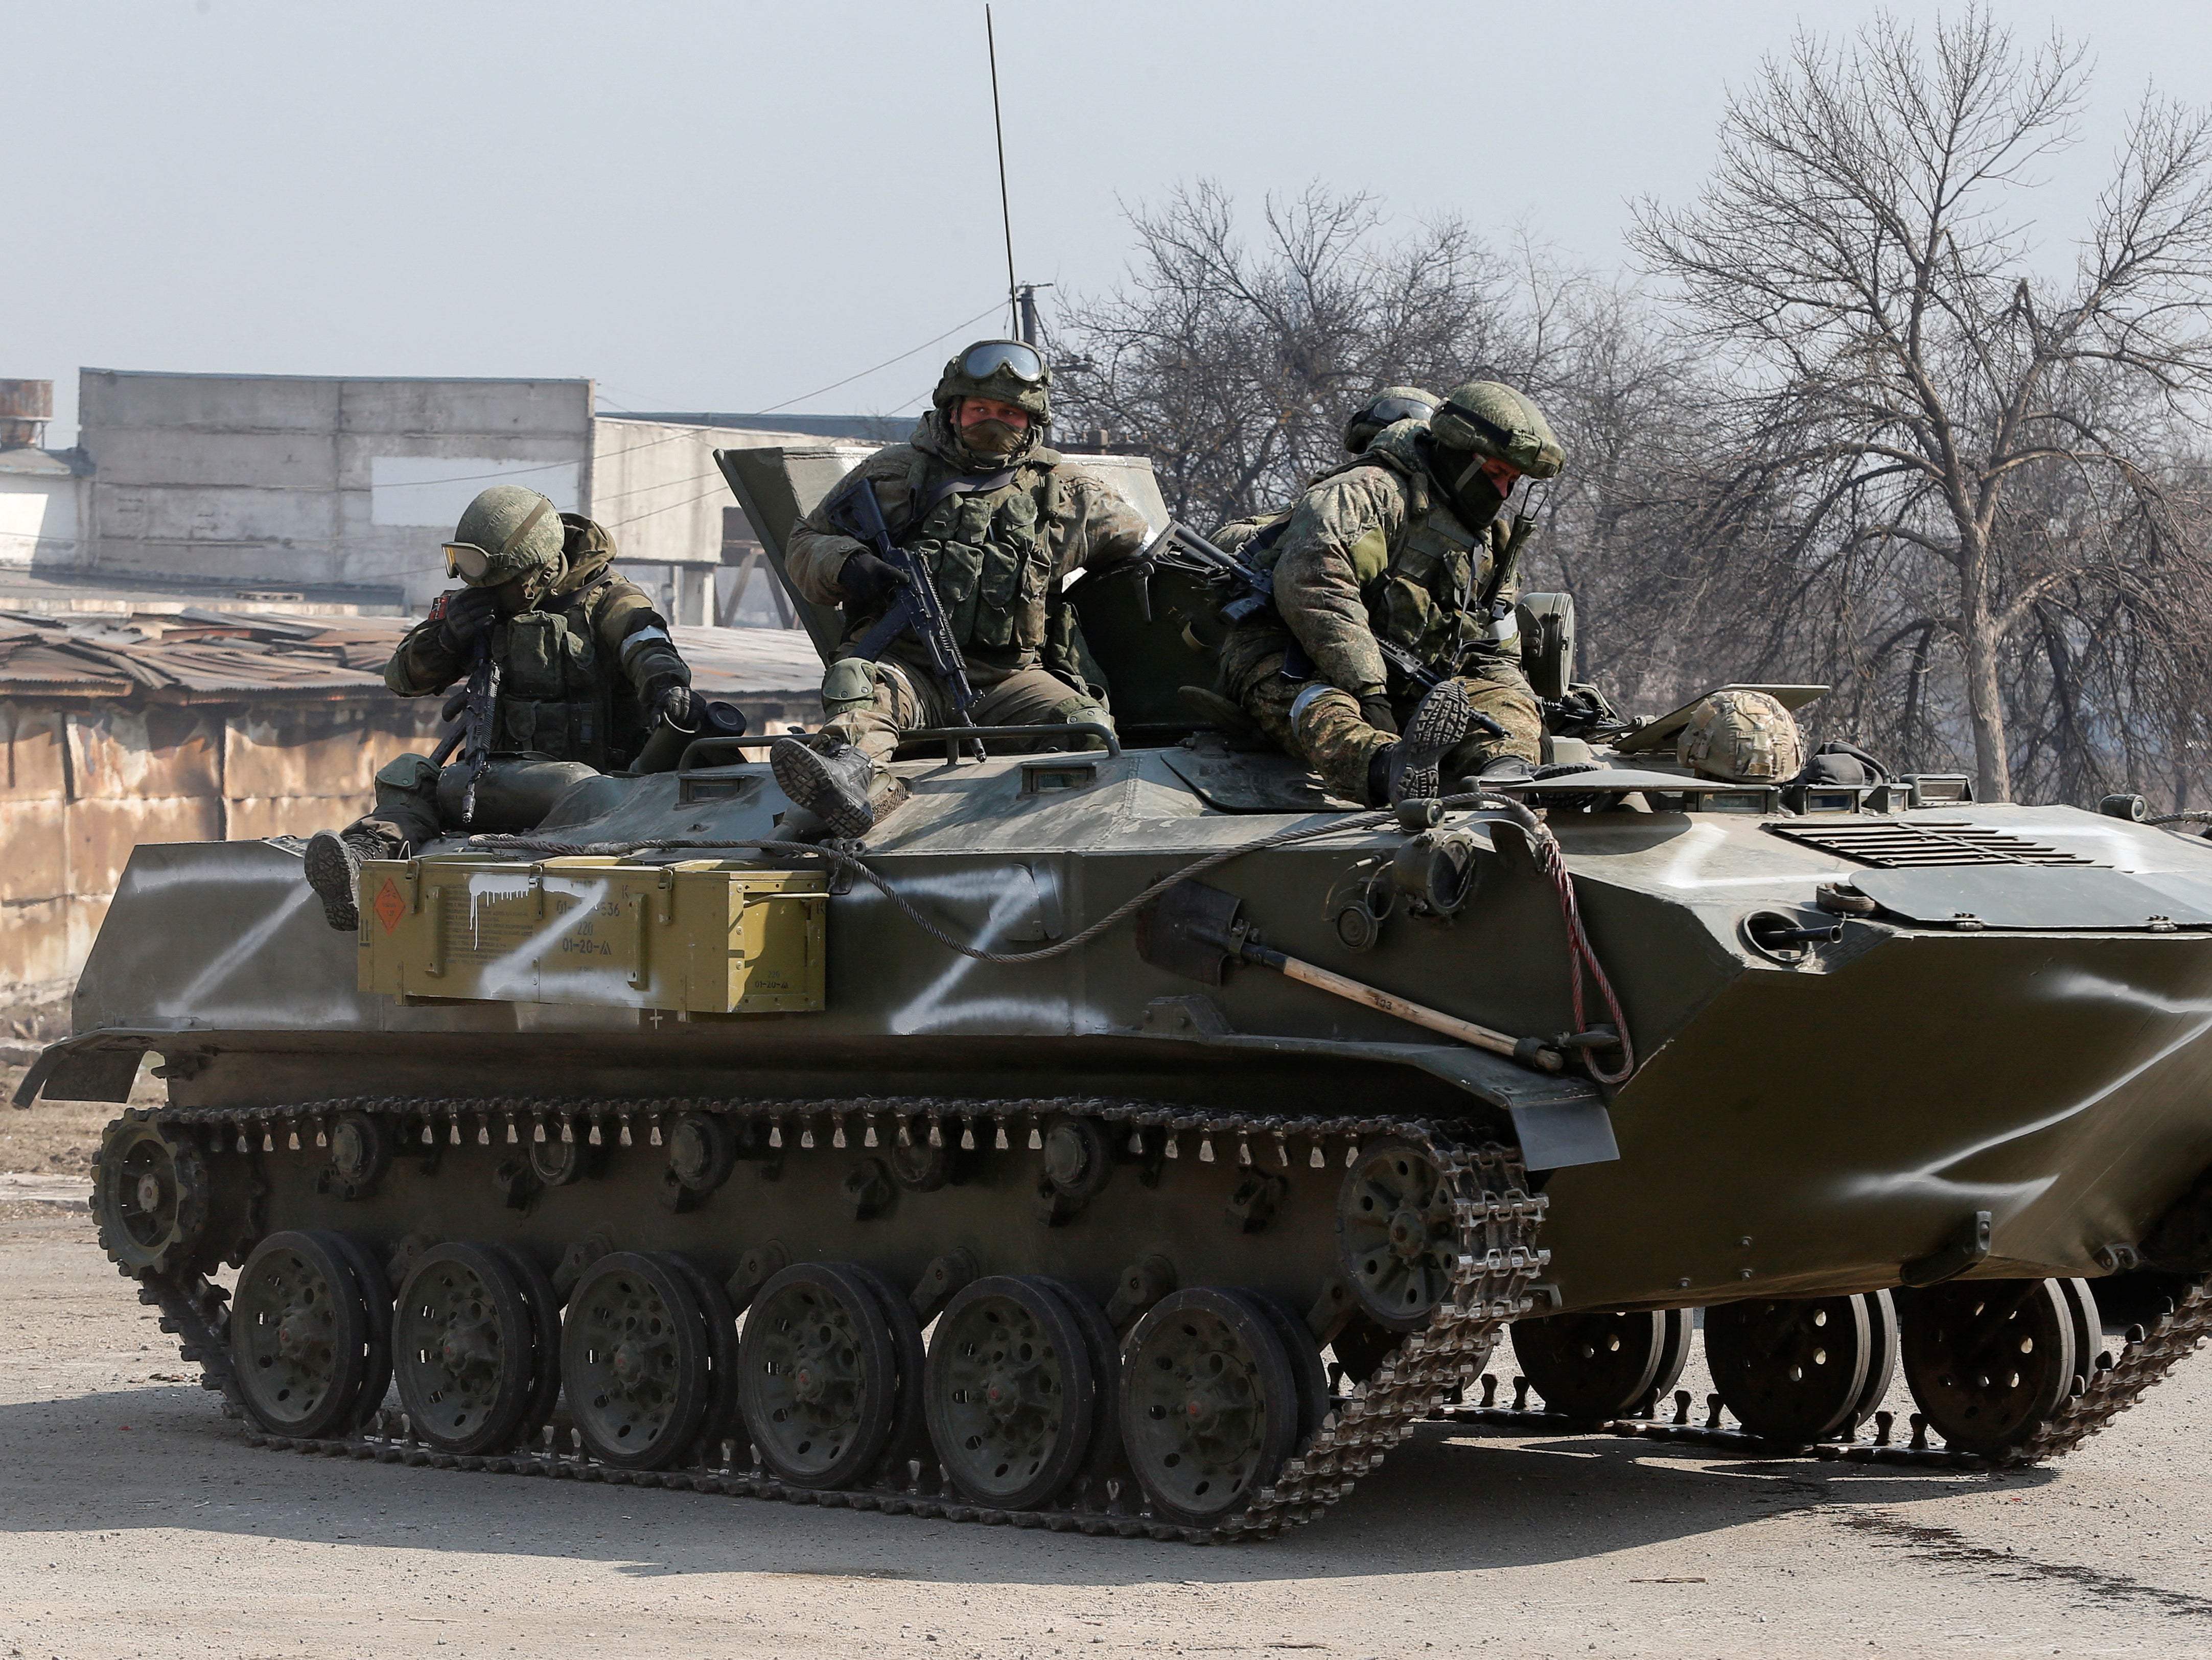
6, 1210, 2212, 1660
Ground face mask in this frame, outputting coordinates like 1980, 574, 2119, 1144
491, 564, 557, 616
1443, 452, 1509, 530
961, 417, 1024, 456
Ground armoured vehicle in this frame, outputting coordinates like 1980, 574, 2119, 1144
26, 442, 2212, 1542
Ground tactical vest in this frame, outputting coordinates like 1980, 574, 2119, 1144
895, 455, 1064, 654
486, 588, 626, 769
1252, 438, 1498, 671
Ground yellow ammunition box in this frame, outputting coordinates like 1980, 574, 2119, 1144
354, 858, 826, 1015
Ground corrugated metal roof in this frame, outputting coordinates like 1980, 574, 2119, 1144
0, 609, 824, 703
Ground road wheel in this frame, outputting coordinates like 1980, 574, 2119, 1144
1512, 1310, 1679, 1421
1707, 1294, 1874, 1443
1120, 1288, 1298, 1527
230, 1230, 376, 1438
562, 1251, 711, 1469
392, 1243, 535, 1454
738, 1261, 899, 1489
926, 1275, 1098, 1509
1901, 1279, 2079, 1456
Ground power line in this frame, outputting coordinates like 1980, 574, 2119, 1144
753, 300, 1005, 414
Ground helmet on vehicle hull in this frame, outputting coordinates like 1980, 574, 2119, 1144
1677, 690, 1806, 782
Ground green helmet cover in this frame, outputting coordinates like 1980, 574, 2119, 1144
1428, 381, 1565, 480
1342, 386, 1438, 455
934, 338, 1052, 424
449, 486, 566, 588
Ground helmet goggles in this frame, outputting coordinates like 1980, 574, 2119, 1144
959, 340, 1045, 383
443, 542, 493, 581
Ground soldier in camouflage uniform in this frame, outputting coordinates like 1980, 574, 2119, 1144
301, 485, 695, 930
1218, 380, 1565, 806
772, 340, 1153, 836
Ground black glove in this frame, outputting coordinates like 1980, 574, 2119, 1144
647, 682, 694, 730
839, 551, 908, 611
437, 586, 499, 654
1358, 694, 1400, 736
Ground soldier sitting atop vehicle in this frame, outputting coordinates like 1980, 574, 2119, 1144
302, 484, 694, 931
769, 340, 1154, 838
1215, 380, 1564, 807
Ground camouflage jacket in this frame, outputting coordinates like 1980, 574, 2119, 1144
785, 412, 1151, 679
384, 515, 691, 771
1252, 423, 1518, 699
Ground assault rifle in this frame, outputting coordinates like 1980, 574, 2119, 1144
1135, 521, 1505, 735
833, 478, 985, 758
457, 639, 502, 826
427, 631, 503, 825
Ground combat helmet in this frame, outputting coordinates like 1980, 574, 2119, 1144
1677, 690, 1806, 783
1428, 381, 1565, 480
934, 339, 1052, 424
443, 486, 567, 591
1343, 386, 1438, 454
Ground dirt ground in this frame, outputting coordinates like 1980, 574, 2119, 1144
0, 1073, 161, 1222
7, 1210, 2212, 1658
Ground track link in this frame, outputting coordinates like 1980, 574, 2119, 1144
114, 1094, 1548, 1544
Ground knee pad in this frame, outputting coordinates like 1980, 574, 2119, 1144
1048, 695, 1115, 750
373, 752, 441, 793
1287, 682, 1356, 739
820, 657, 881, 716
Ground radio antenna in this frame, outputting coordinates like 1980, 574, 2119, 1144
986, 5, 1019, 339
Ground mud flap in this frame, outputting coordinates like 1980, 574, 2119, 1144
1504, 1097, 1620, 1172
14, 1038, 147, 1107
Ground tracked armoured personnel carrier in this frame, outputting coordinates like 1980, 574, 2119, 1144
26, 442, 2212, 1541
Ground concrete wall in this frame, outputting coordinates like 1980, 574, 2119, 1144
591, 418, 832, 627
0, 469, 87, 570
0, 696, 439, 1007
79, 370, 594, 613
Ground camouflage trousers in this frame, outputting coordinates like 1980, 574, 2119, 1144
1219, 627, 1541, 804
820, 652, 1113, 765
352, 751, 601, 853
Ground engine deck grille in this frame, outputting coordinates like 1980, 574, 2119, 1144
1765, 819, 2100, 869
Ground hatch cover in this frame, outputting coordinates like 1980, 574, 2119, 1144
1852, 866, 2212, 930
1765, 819, 2098, 869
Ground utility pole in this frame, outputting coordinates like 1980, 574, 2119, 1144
1013, 283, 1049, 347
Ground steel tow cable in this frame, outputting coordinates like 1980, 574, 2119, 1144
468, 789, 1635, 1079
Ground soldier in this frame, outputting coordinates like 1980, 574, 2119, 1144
771, 339, 1153, 836
301, 484, 695, 930
1216, 380, 1564, 806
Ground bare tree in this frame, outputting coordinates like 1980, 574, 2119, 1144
1632, 6, 2212, 800
1053, 181, 1519, 527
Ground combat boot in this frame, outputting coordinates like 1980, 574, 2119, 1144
771, 735, 881, 838
1378, 680, 1476, 806
303, 827, 404, 932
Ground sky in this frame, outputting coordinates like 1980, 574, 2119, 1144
9, 0, 2212, 442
